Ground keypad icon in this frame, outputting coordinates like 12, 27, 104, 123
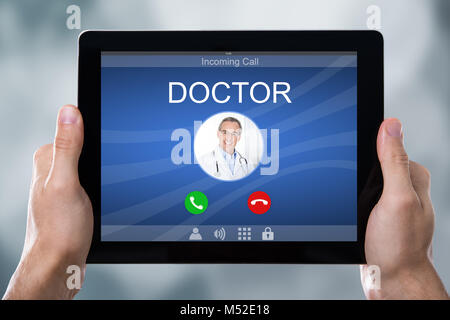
237, 227, 252, 240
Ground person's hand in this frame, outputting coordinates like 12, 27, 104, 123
361, 118, 448, 300
3, 105, 93, 300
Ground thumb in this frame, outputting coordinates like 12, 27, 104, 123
47, 105, 84, 186
377, 118, 413, 194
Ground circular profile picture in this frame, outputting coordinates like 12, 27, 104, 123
194, 112, 263, 181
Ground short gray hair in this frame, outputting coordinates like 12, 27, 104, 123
218, 117, 242, 131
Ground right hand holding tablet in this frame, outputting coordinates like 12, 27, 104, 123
361, 118, 448, 299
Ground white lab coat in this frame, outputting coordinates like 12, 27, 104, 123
200, 145, 253, 181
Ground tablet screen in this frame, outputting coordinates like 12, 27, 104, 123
100, 52, 357, 242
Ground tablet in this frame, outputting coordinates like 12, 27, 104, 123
78, 31, 383, 263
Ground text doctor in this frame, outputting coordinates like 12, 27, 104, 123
200, 117, 255, 181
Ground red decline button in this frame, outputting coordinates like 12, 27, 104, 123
248, 191, 271, 214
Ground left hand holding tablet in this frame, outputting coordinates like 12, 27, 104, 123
3, 105, 93, 300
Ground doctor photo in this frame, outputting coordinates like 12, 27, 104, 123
199, 116, 256, 181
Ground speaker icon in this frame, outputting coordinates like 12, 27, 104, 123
213, 227, 226, 241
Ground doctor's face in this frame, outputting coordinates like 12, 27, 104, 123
217, 121, 241, 154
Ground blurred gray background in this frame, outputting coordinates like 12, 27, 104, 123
0, 0, 449, 299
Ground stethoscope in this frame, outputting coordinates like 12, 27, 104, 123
213, 150, 248, 177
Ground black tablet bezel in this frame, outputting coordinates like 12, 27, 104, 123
78, 31, 383, 264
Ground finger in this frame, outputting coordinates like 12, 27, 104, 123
32, 144, 53, 184
409, 160, 432, 209
377, 118, 414, 194
47, 105, 84, 186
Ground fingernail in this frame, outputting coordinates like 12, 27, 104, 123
386, 119, 402, 137
59, 106, 78, 124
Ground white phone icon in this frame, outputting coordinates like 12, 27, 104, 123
190, 196, 204, 210
250, 199, 268, 206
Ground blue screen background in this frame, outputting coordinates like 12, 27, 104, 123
101, 58, 357, 227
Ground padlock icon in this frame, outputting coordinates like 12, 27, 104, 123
262, 227, 274, 240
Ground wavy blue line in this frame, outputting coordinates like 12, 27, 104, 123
101, 159, 356, 228
102, 129, 172, 143
247, 56, 353, 119
101, 158, 185, 185
276, 86, 356, 133
101, 131, 355, 186
102, 177, 219, 225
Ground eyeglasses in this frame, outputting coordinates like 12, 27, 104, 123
219, 129, 241, 137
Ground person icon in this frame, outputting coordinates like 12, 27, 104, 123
189, 227, 202, 240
